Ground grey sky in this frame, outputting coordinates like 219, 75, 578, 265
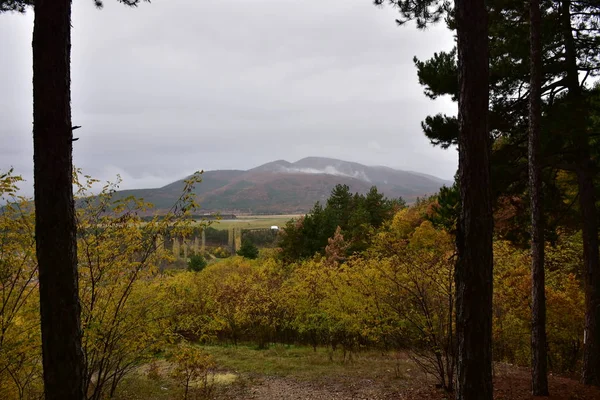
1, 0, 457, 194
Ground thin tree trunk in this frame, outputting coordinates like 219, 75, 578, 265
560, 0, 600, 386
454, 0, 493, 399
32, 0, 84, 398
529, 0, 549, 395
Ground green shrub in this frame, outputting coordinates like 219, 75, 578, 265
237, 239, 259, 259
188, 254, 208, 272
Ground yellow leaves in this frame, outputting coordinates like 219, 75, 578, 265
72, 170, 206, 397
390, 208, 416, 239
0, 168, 24, 199
0, 168, 205, 397
555, 169, 579, 203
491, 233, 587, 371
545, 272, 585, 371
0, 170, 41, 397
1, 164, 590, 396
169, 342, 216, 399
170, 343, 215, 376
166, 257, 290, 345
409, 220, 453, 254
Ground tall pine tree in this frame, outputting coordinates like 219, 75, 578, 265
1, 1, 149, 397
529, 0, 549, 395
409, 0, 600, 385
453, 1, 494, 397
375, 1, 494, 398
32, 0, 83, 397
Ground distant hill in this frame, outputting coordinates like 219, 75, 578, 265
113, 157, 453, 214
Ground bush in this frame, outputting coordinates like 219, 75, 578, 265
211, 246, 231, 258
237, 239, 259, 259
170, 343, 215, 400
188, 254, 208, 272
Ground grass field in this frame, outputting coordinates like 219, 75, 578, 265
200, 215, 300, 230
202, 344, 412, 380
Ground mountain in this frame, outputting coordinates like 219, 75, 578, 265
113, 157, 453, 214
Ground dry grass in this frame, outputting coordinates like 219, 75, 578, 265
114, 358, 242, 400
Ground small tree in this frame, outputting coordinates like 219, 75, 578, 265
188, 255, 208, 272
76, 172, 202, 399
237, 239, 259, 259
0, 170, 43, 398
367, 212, 457, 392
170, 344, 215, 400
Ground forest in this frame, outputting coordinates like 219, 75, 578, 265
1, 0, 600, 399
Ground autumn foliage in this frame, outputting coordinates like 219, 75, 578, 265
0, 171, 590, 397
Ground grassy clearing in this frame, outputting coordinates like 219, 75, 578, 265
202, 215, 299, 230
113, 345, 421, 399
103, 344, 600, 400
202, 344, 416, 382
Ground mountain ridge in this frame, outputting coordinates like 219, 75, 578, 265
113, 157, 453, 214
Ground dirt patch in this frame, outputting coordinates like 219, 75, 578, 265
219, 369, 600, 400
492, 364, 600, 400
240, 376, 402, 399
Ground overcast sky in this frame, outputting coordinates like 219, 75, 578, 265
1, 0, 457, 194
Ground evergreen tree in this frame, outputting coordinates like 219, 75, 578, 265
31, 1, 84, 397
188, 254, 208, 272
427, 182, 460, 234
278, 186, 400, 262
237, 239, 259, 259
365, 186, 393, 227
326, 184, 353, 230
453, 1, 494, 397
410, 0, 600, 385
560, 2, 600, 384
375, 1, 494, 398
346, 202, 372, 254
529, 0, 549, 394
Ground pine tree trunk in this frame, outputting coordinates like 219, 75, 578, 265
32, 0, 84, 398
559, 0, 600, 386
454, 0, 493, 399
579, 161, 600, 386
529, 0, 549, 394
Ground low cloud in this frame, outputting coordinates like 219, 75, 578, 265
280, 166, 372, 182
